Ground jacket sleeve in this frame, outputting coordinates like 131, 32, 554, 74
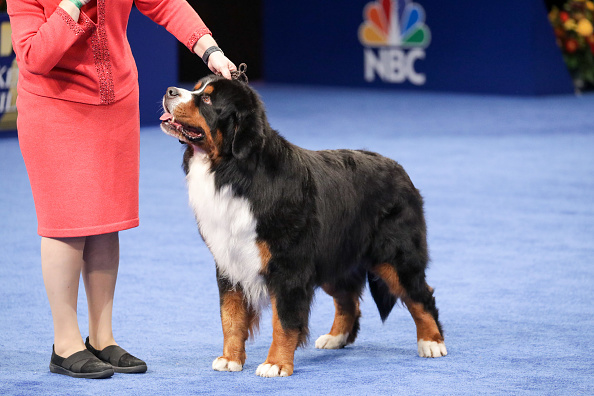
7, 0, 95, 75
134, 0, 212, 53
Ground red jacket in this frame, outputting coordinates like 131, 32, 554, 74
7, 0, 211, 105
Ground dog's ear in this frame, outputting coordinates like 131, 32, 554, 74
232, 109, 265, 160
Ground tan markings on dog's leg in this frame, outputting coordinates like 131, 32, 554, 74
329, 293, 360, 337
257, 241, 272, 274
256, 295, 299, 377
403, 297, 447, 357
371, 263, 446, 357
403, 298, 443, 343
213, 290, 249, 372
315, 285, 360, 349
370, 262, 406, 297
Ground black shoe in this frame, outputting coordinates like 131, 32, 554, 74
49, 346, 114, 379
85, 337, 147, 373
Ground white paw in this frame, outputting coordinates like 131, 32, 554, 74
212, 357, 243, 372
315, 333, 348, 349
417, 340, 448, 358
256, 363, 290, 377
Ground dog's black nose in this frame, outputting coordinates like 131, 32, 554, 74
167, 87, 180, 98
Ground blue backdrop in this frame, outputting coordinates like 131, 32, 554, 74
264, 0, 574, 95
127, 7, 177, 126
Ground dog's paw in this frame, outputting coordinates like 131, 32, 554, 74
417, 340, 448, 358
212, 357, 243, 372
315, 333, 348, 349
255, 363, 293, 377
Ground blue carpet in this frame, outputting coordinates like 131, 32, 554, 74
1, 85, 593, 395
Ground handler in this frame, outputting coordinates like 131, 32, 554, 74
7, 0, 235, 379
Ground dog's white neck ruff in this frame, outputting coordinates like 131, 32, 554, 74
186, 151, 268, 310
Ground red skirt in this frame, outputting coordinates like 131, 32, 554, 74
17, 88, 140, 237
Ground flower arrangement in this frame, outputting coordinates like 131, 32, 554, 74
549, 0, 594, 90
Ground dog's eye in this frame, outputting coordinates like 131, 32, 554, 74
202, 95, 212, 105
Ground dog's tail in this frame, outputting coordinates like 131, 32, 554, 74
367, 272, 398, 322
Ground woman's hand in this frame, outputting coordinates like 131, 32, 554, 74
207, 51, 237, 80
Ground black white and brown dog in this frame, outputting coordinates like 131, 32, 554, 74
160, 75, 447, 377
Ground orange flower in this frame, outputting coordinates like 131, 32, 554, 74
576, 18, 594, 36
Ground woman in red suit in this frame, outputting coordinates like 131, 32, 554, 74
7, 0, 236, 379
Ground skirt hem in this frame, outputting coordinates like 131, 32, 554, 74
38, 218, 139, 238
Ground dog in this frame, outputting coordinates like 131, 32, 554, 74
160, 74, 447, 377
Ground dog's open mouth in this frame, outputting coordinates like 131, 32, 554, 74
160, 113, 205, 142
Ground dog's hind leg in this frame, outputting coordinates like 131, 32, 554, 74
370, 263, 447, 358
315, 284, 362, 349
213, 273, 259, 372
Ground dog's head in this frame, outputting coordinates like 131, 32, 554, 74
160, 75, 266, 164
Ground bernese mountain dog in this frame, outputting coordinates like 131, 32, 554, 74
160, 75, 447, 378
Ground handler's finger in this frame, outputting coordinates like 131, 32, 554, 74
220, 65, 232, 80
209, 53, 234, 79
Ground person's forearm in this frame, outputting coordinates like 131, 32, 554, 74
192, 34, 218, 58
8, 0, 92, 75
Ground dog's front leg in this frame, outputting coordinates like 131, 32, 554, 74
256, 293, 308, 378
212, 273, 257, 372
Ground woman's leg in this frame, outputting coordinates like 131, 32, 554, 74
41, 236, 87, 357
82, 232, 119, 350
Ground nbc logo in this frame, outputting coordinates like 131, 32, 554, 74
359, 0, 431, 85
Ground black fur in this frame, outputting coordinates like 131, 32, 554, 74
368, 274, 398, 322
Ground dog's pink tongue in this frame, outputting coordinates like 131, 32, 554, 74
160, 113, 173, 122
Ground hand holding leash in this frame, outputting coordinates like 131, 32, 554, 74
206, 50, 237, 80
230, 63, 248, 83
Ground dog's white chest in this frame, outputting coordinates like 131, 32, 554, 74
186, 153, 268, 309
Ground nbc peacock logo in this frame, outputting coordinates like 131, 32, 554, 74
359, 0, 431, 85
